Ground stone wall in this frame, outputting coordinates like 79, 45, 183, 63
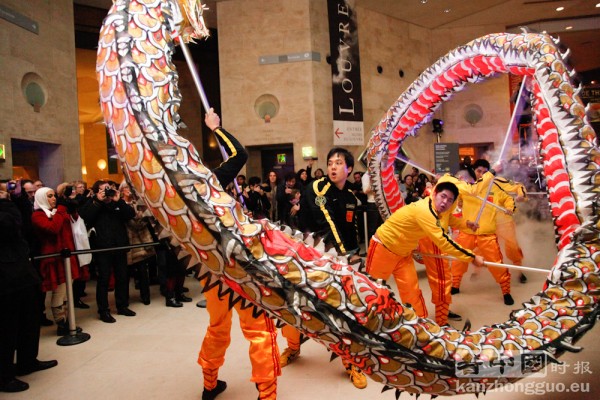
0, 0, 81, 186
217, 0, 323, 177
216, 0, 512, 178
0, 0, 515, 186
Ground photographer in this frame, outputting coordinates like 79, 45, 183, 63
79, 180, 135, 323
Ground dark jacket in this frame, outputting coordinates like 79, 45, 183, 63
302, 177, 359, 254
12, 193, 38, 254
0, 199, 41, 295
245, 190, 270, 219
212, 126, 248, 189
79, 197, 135, 249
276, 181, 297, 225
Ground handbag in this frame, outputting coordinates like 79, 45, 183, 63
70, 216, 93, 266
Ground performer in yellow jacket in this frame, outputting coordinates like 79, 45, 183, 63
493, 176, 528, 283
414, 169, 496, 325
450, 159, 516, 305
366, 181, 485, 320
197, 110, 280, 400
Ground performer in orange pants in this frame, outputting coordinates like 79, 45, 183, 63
494, 176, 528, 283
198, 283, 280, 400
450, 159, 515, 305
366, 181, 484, 321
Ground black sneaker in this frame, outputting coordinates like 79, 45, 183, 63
176, 294, 193, 302
503, 294, 515, 305
448, 311, 462, 321
202, 380, 227, 400
450, 287, 460, 295
16, 359, 58, 376
99, 311, 116, 323
0, 378, 29, 392
117, 307, 136, 317
74, 299, 90, 309
166, 298, 183, 308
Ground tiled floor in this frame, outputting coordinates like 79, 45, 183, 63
8, 217, 599, 399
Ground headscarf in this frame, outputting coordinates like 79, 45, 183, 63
34, 187, 57, 219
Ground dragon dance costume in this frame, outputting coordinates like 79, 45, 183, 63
97, 1, 600, 393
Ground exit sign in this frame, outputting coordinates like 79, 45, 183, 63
0, 144, 5, 161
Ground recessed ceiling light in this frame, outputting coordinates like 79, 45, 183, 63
565, 26, 573, 30
444, 8, 451, 13
597, 3, 600, 8
421, 0, 428, 4
556, 6, 565, 11
591, 80, 597, 85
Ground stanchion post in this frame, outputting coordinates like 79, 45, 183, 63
57, 248, 91, 346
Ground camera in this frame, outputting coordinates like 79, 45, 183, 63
7, 181, 17, 191
104, 187, 117, 197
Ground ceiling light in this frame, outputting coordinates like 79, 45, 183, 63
591, 80, 597, 85
444, 8, 451, 13
556, 6, 565, 11
565, 26, 573, 30
597, 3, 600, 8
420, 0, 428, 4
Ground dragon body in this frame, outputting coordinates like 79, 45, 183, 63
96, 0, 599, 395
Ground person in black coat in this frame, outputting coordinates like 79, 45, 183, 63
0, 185, 57, 393
276, 172, 298, 226
79, 180, 136, 323
244, 176, 270, 220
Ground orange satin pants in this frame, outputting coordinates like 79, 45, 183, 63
451, 232, 511, 294
418, 237, 452, 325
366, 238, 428, 318
198, 283, 281, 392
496, 219, 523, 265
281, 325, 301, 351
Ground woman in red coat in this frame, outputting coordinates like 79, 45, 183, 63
31, 187, 79, 336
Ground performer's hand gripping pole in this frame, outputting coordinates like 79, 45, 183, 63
473, 76, 529, 225
178, 38, 246, 208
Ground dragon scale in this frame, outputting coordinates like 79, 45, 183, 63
97, 0, 600, 395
